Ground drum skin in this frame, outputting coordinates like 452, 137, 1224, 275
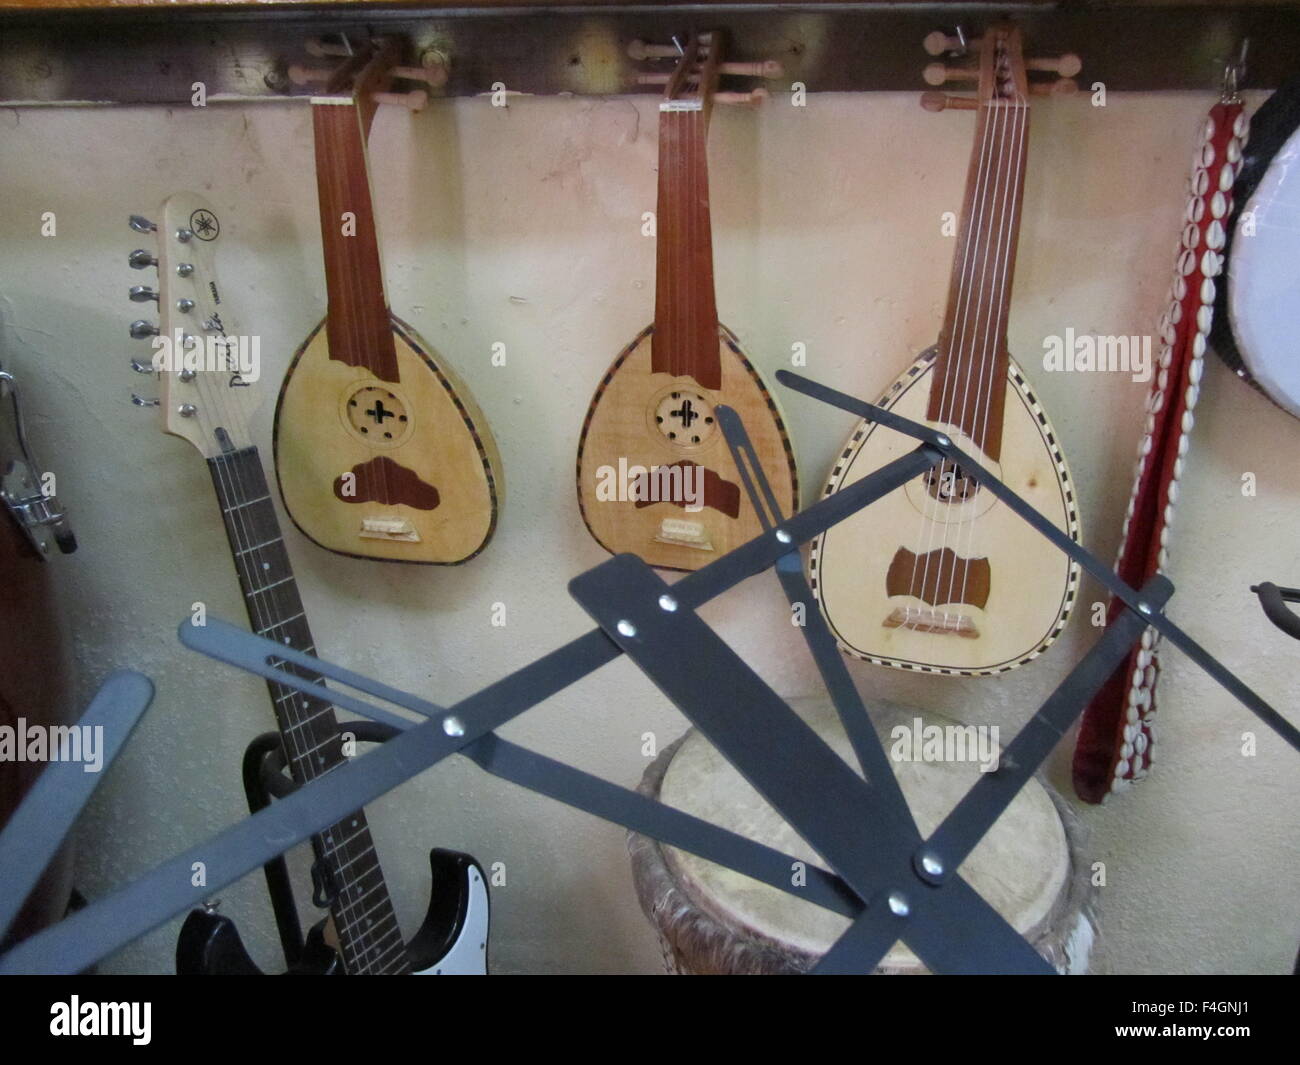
1213, 79, 1300, 418
630, 698, 1094, 974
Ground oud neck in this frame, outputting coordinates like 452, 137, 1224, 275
312, 98, 399, 383
929, 97, 1031, 461
653, 103, 722, 391
206, 443, 409, 974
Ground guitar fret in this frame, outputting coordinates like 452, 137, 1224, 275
221, 494, 271, 512
235, 536, 283, 555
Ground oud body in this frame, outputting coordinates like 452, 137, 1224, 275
811, 26, 1081, 675
275, 314, 500, 564
578, 324, 797, 569
811, 347, 1078, 675
576, 32, 797, 570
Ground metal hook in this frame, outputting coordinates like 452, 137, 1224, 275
1221, 38, 1249, 103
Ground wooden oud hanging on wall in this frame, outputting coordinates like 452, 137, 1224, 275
275, 39, 502, 565
576, 32, 798, 571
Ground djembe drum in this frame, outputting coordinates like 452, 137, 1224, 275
630, 699, 1094, 974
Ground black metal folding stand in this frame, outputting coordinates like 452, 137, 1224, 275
1, 372, 1295, 975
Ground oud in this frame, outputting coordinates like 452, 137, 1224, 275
275, 40, 502, 564
128, 192, 488, 974
576, 32, 797, 570
811, 27, 1083, 675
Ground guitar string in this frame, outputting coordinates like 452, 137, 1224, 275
209, 447, 399, 975
199, 196, 402, 975
954, 67, 1029, 617
903, 63, 1003, 631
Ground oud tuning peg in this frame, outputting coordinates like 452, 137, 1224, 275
921, 91, 978, 113
128, 249, 157, 270
371, 89, 428, 112
627, 39, 682, 61
305, 37, 351, 59
1027, 54, 1083, 78
923, 29, 977, 57
288, 63, 332, 87
923, 62, 979, 86
1029, 77, 1079, 97
128, 285, 158, 304
129, 320, 159, 339
393, 51, 450, 90
129, 215, 156, 234
130, 393, 160, 408
715, 88, 769, 107
718, 60, 785, 79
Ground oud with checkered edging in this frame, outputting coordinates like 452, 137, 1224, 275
810, 26, 1082, 675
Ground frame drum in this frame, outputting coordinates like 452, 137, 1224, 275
630, 699, 1094, 974
1213, 80, 1300, 419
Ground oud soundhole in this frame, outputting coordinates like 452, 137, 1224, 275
924, 460, 979, 503
339, 383, 415, 449
649, 388, 717, 449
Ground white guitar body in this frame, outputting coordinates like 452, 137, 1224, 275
810, 347, 1081, 676
411, 856, 490, 976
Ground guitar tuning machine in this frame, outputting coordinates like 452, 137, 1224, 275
129, 358, 155, 375
130, 393, 160, 408
129, 215, 157, 234
128, 249, 157, 271
128, 285, 158, 304
129, 320, 159, 339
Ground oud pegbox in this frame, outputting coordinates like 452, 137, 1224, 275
919, 26, 1081, 111
627, 34, 783, 105
289, 35, 447, 114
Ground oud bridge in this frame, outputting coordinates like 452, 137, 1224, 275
884, 545, 989, 639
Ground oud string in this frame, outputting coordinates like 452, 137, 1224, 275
955, 65, 1028, 616
903, 65, 1003, 630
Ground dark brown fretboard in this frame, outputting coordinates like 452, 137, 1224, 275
312, 99, 399, 383
928, 96, 1030, 461
652, 38, 723, 392
207, 443, 409, 974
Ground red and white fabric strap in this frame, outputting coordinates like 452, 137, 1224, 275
1072, 100, 1248, 804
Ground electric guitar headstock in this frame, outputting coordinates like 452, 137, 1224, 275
127, 194, 258, 458
921, 24, 1080, 113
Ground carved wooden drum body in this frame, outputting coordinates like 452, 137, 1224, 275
630, 699, 1094, 974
